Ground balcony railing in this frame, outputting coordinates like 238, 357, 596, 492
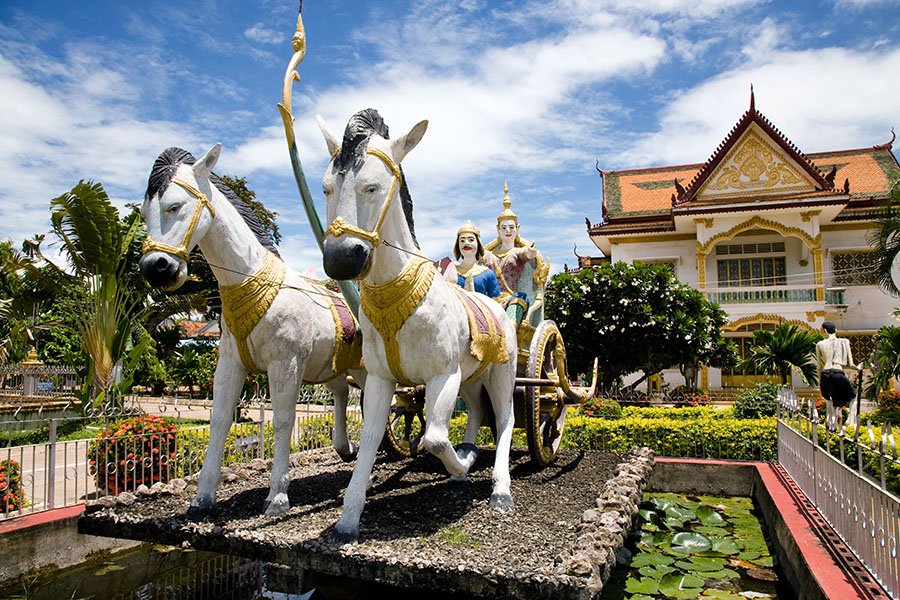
705, 285, 819, 305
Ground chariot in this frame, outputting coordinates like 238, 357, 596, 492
381, 254, 593, 467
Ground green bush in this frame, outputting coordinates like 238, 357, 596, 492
670, 386, 710, 407
0, 460, 25, 512
733, 382, 779, 419
448, 412, 776, 461
88, 415, 178, 494
620, 406, 730, 420
559, 414, 776, 460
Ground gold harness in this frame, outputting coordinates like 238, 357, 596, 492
360, 256, 434, 386
142, 177, 216, 262
219, 252, 285, 373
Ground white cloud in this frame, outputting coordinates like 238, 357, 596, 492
617, 46, 900, 167
244, 23, 284, 46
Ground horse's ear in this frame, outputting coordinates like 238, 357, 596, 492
391, 120, 428, 164
193, 143, 221, 180
316, 116, 341, 160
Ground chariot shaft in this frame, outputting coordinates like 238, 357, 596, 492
279, 4, 360, 317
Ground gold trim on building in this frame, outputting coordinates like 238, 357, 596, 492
820, 222, 875, 232
699, 215, 821, 254
800, 210, 821, 222
723, 313, 817, 333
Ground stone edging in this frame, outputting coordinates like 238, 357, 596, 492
558, 446, 655, 597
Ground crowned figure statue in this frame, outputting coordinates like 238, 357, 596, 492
483, 182, 549, 325
446, 220, 501, 298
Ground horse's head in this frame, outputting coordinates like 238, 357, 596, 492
317, 109, 428, 280
138, 144, 221, 290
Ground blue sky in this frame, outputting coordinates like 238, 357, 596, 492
1, 0, 898, 278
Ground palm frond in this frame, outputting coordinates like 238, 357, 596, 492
50, 180, 122, 277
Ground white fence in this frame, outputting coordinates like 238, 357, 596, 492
777, 387, 899, 600
0, 387, 362, 520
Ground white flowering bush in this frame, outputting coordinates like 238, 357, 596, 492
545, 262, 737, 388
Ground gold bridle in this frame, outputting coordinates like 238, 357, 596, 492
142, 177, 216, 262
323, 146, 402, 248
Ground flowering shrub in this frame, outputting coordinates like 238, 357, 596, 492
0, 460, 25, 512
875, 389, 900, 425
580, 397, 623, 418
671, 386, 710, 408
89, 415, 178, 494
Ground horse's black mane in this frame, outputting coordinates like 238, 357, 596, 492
145, 147, 280, 256
333, 108, 418, 248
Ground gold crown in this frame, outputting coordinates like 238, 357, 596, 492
497, 180, 517, 225
457, 220, 480, 237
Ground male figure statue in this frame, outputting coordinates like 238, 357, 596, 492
815, 321, 861, 427
444, 221, 501, 298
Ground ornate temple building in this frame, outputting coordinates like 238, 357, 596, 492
587, 92, 899, 391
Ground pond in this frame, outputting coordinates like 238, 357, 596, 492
602, 493, 796, 600
0, 492, 795, 600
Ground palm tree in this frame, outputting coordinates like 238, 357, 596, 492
869, 180, 900, 294
737, 323, 822, 386
864, 325, 900, 400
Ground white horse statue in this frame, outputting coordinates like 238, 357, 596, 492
317, 109, 518, 543
138, 145, 365, 518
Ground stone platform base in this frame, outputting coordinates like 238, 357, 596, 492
78, 447, 654, 599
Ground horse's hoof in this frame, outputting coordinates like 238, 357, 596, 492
336, 441, 358, 463
456, 442, 479, 464
332, 523, 359, 545
186, 497, 217, 521
263, 494, 290, 516
489, 492, 515, 513
448, 476, 468, 493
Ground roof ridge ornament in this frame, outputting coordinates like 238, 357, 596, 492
874, 127, 895, 150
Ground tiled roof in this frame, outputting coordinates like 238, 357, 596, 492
595, 145, 897, 224
180, 320, 220, 338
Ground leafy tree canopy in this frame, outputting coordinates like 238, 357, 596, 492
736, 323, 821, 386
546, 262, 737, 389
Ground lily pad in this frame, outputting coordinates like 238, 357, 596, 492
708, 536, 740, 555
702, 591, 745, 600
625, 576, 660, 595
752, 554, 775, 567
659, 572, 705, 598
694, 525, 730, 537
675, 556, 727, 571
631, 553, 676, 568
639, 564, 676, 579
628, 595, 657, 600
671, 532, 712, 554
697, 505, 727, 525
703, 567, 740, 580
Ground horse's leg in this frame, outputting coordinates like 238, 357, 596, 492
422, 369, 471, 478
334, 374, 393, 543
325, 376, 357, 462
484, 361, 516, 513
187, 351, 246, 520
263, 358, 300, 516
451, 383, 485, 483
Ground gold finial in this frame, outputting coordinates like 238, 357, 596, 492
457, 220, 480, 238
497, 180, 517, 225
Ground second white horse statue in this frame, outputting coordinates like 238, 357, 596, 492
317, 109, 518, 543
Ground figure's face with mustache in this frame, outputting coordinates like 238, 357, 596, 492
458, 232, 478, 261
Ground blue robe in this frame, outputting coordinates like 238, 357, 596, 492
456, 264, 501, 298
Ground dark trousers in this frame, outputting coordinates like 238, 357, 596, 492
820, 369, 855, 408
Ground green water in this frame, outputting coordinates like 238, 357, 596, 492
601, 493, 795, 600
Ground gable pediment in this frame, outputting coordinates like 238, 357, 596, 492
696, 124, 819, 201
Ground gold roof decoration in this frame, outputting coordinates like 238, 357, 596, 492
457, 220, 480, 238
497, 180, 518, 225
